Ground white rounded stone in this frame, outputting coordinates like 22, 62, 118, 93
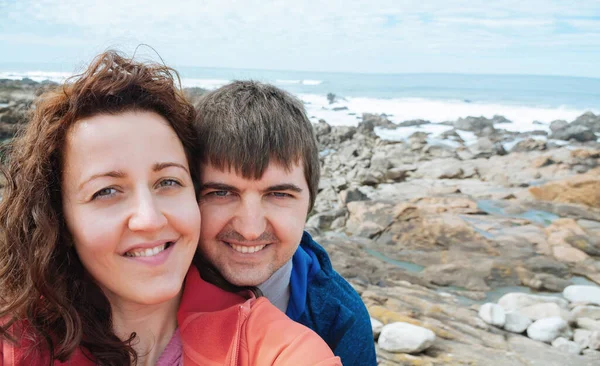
378, 322, 436, 354
551, 337, 582, 355
498, 292, 568, 312
576, 317, 600, 332
563, 285, 600, 306
571, 305, 600, 320
478, 303, 506, 327
527, 316, 572, 343
574, 329, 592, 349
371, 317, 383, 339
503, 311, 532, 333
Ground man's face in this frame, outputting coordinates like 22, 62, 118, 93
198, 161, 310, 286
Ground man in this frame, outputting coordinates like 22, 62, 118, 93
193, 81, 377, 366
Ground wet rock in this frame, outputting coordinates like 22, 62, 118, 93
565, 235, 600, 256
524, 256, 570, 278
306, 209, 347, 231
361, 113, 397, 131
551, 337, 582, 355
378, 322, 436, 353
526, 317, 572, 343
550, 120, 569, 132
455, 116, 496, 133
421, 261, 491, 291
397, 119, 430, 127
503, 311, 532, 333
572, 111, 600, 133
563, 285, 600, 305
515, 266, 570, 292
339, 188, 369, 204
551, 124, 597, 142
478, 303, 506, 327
510, 138, 547, 153
468, 137, 507, 158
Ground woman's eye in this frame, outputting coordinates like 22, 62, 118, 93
92, 187, 117, 200
158, 179, 182, 188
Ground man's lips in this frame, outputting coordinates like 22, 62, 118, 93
223, 241, 270, 254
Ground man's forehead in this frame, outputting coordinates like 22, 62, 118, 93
200, 160, 304, 183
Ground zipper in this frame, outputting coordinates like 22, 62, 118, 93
229, 299, 253, 366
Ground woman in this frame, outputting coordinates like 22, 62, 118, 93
0, 51, 341, 366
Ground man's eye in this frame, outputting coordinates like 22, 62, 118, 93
92, 187, 117, 200
269, 192, 293, 198
206, 190, 230, 197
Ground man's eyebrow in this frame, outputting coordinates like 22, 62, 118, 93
153, 162, 189, 173
200, 182, 240, 192
78, 170, 126, 191
265, 184, 303, 193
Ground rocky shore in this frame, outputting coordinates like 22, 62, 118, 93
2, 79, 599, 365
308, 109, 600, 365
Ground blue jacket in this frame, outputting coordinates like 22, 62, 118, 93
286, 232, 377, 366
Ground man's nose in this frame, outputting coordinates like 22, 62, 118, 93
232, 197, 267, 241
128, 191, 168, 232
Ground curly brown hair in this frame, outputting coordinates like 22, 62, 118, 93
0, 50, 201, 365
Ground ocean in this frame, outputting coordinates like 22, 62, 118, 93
1, 64, 599, 143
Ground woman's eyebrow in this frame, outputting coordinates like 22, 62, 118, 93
153, 162, 189, 173
78, 170, 126, 191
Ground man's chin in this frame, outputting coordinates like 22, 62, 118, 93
223, 270, 269, 287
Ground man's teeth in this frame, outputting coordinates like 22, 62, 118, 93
229, 243, 267, 254
125, 243, 168, 257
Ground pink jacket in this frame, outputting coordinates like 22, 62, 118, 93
1, 267, 341, 365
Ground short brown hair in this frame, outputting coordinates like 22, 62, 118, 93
0, 50, 198, 365
193, 80, 320, 211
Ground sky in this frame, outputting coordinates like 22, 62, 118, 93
1, 0, 600, 77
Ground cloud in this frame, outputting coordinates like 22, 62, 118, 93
1, 0, 599, 75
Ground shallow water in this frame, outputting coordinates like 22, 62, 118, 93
364, 248, 425, 273
477, 199, 559, 227
364, 247, 599, 306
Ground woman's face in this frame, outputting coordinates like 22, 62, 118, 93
61, 110, 200, 308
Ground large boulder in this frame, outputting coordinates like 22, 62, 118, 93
469, 137, 507, 158
378, 322, 436, 353
455, 116, 496, 132
529, 168, 600, 207
572, 111, 600, 133
361, 113, 397, 129
510, 138, 547, 153
550, 124, 597, 142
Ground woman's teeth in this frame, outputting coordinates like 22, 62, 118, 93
125, 243, 170, 257
229, 243, 267, 254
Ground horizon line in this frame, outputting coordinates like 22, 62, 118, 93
0, 60, 599, 81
